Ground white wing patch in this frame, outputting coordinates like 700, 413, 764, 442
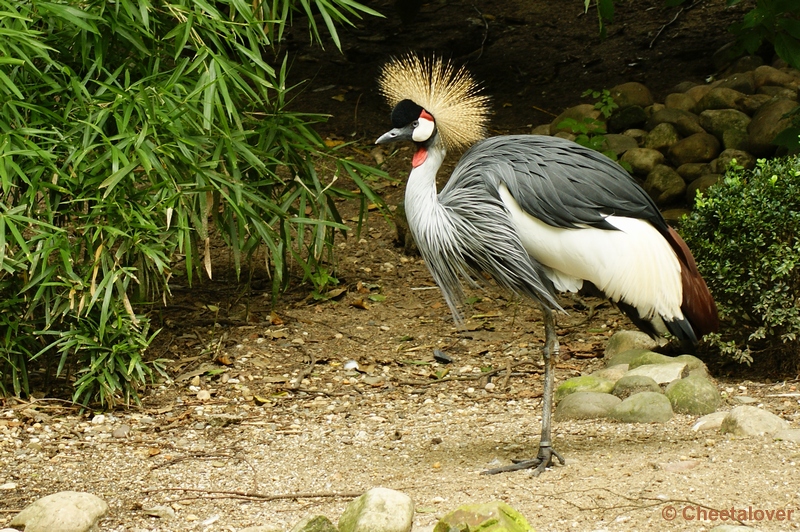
498, 184, 684, 321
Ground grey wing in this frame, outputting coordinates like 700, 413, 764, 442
444, 135, 668, 232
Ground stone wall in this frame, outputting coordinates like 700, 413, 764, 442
532, 57, 800, 223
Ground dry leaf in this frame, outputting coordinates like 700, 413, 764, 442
351, 298, 369, 310
214, 353, 234, 366
370, 147, 385, 164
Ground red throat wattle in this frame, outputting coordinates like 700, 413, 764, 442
412, 147, 428, 167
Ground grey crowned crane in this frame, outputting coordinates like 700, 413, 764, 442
375, 54, 719, 476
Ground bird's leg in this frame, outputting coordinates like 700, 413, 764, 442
482, 305, 565, 476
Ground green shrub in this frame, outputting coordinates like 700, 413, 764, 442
680, 157, 800, 369
0, 0, 382, 406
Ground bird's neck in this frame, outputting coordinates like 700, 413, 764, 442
404, 140, 447, 235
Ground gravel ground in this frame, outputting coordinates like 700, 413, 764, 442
2, 220, 799, 531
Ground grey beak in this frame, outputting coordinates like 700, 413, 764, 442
376, 124, 414, 145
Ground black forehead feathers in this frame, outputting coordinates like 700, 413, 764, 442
391, 99, 424, 127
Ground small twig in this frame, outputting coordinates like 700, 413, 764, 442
285, 347, 317, 391
353, 92, 362, 132
500, 360, 514, 390
141, 487, 361, 502
649, 0, 703, 48
471, 4, 490, 60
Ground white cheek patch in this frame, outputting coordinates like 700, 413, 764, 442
412, 116, 435, 142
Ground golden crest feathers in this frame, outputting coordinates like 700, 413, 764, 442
378, 53, 490, 151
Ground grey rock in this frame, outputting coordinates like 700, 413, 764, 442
740, 93, 772, 115
686, 174, 721, 203
721, 128, 750, 151
10, 491, 108, 532
609, 392, 674, 423
607, 106, 648, 133
644, 164, 686, 205
685, 85, 713, 104
643, 122, 681, 152
717, 72, 756, 95
290, 515, 338, 532
698, 109, 751, 142
603, 133, 639, 155
142, 505, 175, 519
620, 147, 666, 176
554, 391, 622, 420
555, 375, 616, 402
612, 375, 662, 400
531, 124, 551, 135
725, 54, 764, 75
661, 208, 691, 223
664, 92, 696, 112
747, 98, 798, 156
665, 375, 721, 415
646, 108, 705, 136
692, 411, 728, 432
676, 162, 713, 183
622, 128, 648, 144
644, 102, 665, 118
712, 149, 756, 172
694, 87, 747, 113
753, 65, 800, 89
434, 501, 533, 532
774, 429, 800, 443
550, 104, 602, 135
112, 425, 131, 438
611, 82, 654, 109
671, 80, 698, 93
668, 133, 721, 166
721, 406, 790, 437
604, 331, 657, 357
625, 362, 689, 384
732, 396, 759, 404
757, 86, 797, 100
339, 487, 414, 532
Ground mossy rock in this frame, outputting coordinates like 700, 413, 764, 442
665, 375, 720, 415
290, 516, 338, 532
674, 354, 707, 372
604, 331, 657, 357
604, 348, 652, 368
554, 391, 622, 421
434, 501, 534, 532
612, 375, 662, 399
555, 375, 615, 402
628, 351, 676, 369
609, 391, 674, 423
591, 364, 628, 383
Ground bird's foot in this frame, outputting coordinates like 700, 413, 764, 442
481, 445, 565, 477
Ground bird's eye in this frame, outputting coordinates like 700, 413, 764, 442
412, 121, 419, 128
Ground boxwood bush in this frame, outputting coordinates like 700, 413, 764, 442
680, 157, 800, 370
